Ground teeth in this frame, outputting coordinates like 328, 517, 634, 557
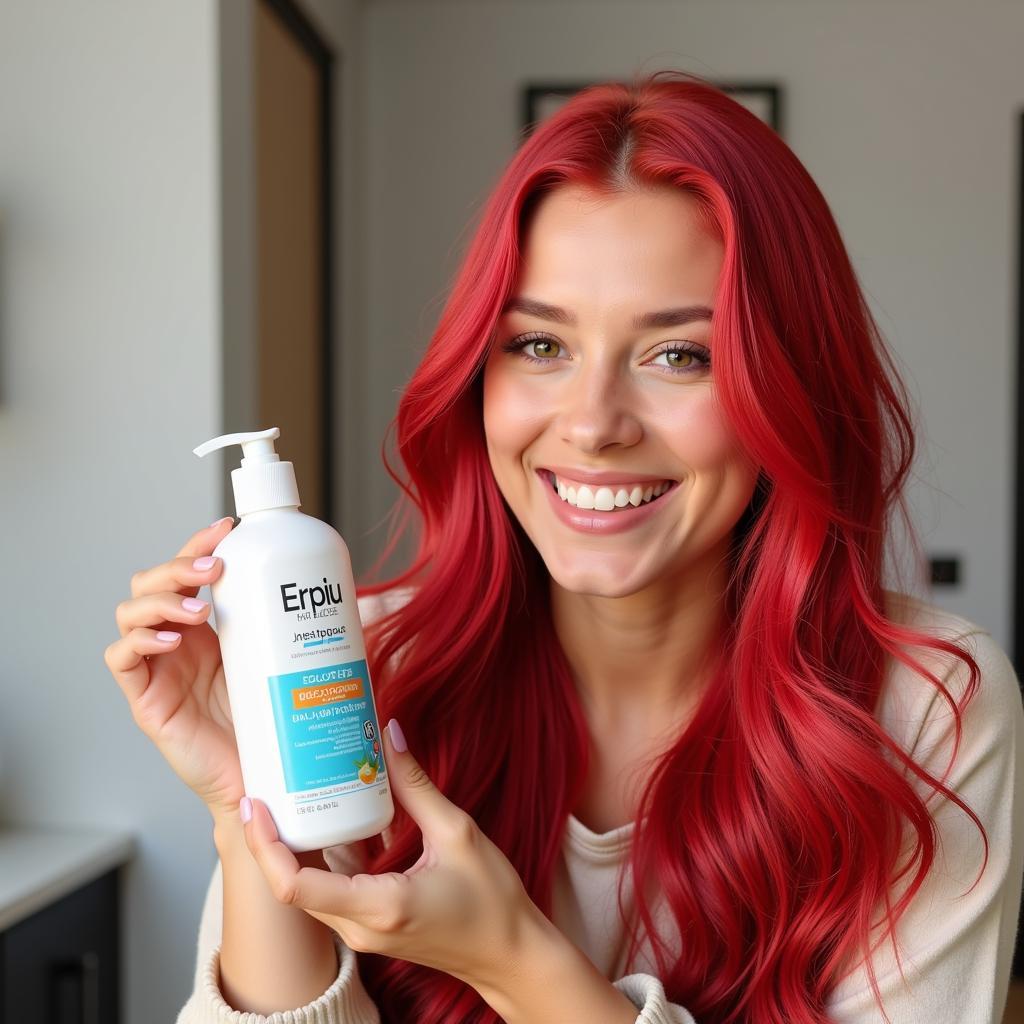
548, 471, 674, 511
575, 485, 595, 509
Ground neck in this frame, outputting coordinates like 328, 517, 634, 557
550, 536, 731, 731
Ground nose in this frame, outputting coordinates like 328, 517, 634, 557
556, 362, 643, 455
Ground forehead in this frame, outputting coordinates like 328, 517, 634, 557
514, 184, 724, 316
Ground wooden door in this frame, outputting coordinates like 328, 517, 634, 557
254, 0, 334, 523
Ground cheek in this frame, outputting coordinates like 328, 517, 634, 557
648, 387, 743, 470
482, 364, 550, 467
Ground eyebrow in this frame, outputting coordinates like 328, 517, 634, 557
501, 296, 714, 330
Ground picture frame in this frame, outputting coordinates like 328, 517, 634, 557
522, 79, 785, 137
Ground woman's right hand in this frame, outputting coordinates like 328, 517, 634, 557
103, 517, 244, 824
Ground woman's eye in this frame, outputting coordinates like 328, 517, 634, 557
649, 344, 712, 376
500, 333, 565, 364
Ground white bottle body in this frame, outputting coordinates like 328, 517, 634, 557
209, 507, 394, 851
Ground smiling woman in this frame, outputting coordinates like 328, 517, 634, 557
174, 69, 1023, 1024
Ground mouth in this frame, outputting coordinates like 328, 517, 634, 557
538, 469, 680, 512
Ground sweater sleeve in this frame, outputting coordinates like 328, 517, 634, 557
175, 841, 381, 1024
612, 974, 697, 1023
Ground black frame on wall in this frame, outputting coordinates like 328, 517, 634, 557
258, 0, 336, 526
522, 80, 785, 136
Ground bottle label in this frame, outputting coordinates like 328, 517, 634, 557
267, 658, 387, 795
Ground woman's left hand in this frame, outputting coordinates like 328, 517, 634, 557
239, 718, 555, 996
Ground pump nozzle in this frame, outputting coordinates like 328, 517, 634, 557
193, 427, 282, 465
194, 427, 301, 517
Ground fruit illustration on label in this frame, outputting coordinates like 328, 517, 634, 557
355, 753, 380, 785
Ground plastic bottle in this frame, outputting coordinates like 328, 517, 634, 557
193, 426, 394, 851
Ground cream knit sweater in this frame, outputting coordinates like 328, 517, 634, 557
177, 589, 1024, 1023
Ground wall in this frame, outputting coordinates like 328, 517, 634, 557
0, 1, 221, 1020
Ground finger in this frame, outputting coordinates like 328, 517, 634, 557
241, 797, 401, 920
177, 516, 235, 559
103, 627, 182, 703
115, 591, 211, 639
127, 551, 224, 604
384, 719, 473, 844
128, 517, 233, 601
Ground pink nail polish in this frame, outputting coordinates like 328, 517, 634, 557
387, 718, 407, 752
240, 796, 252, 823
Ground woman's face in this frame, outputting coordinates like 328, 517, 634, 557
482, 183, 760, 598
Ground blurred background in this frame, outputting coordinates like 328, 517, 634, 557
1, 0, 1023, 1020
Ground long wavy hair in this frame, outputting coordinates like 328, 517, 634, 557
350, 70, 985, 1024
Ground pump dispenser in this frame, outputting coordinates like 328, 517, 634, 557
193, 427, 301, 517
193, 427, 394, 850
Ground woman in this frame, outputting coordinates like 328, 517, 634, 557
105, 71, 1024, 1023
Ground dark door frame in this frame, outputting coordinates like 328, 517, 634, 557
1012, 108, 1024, 980
258, 0, 336, 525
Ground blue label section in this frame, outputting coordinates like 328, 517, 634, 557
267, 659, 385, 794
302, 636, 345, 648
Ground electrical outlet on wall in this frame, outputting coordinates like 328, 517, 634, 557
929, 556, 961, 586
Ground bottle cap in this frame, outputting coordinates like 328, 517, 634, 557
193, 427, 301, 517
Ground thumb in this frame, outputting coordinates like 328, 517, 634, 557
385, 718, 467, 840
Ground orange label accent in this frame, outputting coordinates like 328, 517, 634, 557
291, 677, 365, 709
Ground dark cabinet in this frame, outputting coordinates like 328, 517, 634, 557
0, 826, 133, 1024
0, 867, 120, 1024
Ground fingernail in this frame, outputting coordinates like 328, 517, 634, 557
239, 796, 252, 823
387, 718, 407, 752
210, 516, 233, 529
193, 556, 217, 571
156, 631, 180, 642
182, 597, 208, 612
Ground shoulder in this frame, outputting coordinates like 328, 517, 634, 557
356, 584, 418, 628
881, 587, 984, 640
877, 589, 1023, 763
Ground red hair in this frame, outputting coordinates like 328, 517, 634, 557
352, 70, 985, 1024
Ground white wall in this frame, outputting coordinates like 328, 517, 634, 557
356, 0, 1024, 650
0, 1, 221, 1021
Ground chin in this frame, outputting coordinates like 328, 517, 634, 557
542, 547, 659, 599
